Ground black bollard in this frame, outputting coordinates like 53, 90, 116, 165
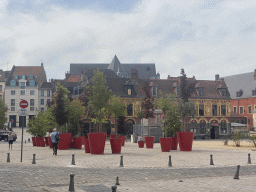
112, 185, 117, 192
116, 176, 120, 185
168, 155, 172, 167
120, 155, 124, 167
7, 153, 10, 163
68, 173, 75, 192
210, 154, 214, 165
233, 165, 240, 179
248, 153, 252, 164
25, 140, 26, 144
71, 154, 76, 165
28, 138, 30, 142
32, 154, 36, 164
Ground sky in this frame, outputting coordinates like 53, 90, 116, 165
1, 0, 256, 81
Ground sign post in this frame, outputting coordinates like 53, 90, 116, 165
20, 100, 28, 163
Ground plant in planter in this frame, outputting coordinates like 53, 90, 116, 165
136, 106, 145, 147
232, 132, 243, 147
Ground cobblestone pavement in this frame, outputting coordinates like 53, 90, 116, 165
1, 128, 256, 191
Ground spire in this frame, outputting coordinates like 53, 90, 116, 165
108, 55, 124, 72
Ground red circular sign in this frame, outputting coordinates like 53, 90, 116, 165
20, 100, 28, 108
10, 119, 13, 123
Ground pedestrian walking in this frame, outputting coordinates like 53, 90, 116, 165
51, 128, 60, 155
8, 132, 13, 150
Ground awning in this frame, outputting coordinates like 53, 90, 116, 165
231, 123, 247, 127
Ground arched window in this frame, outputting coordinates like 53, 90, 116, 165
190, 120, 198, 134
127, 104, 133, 116
220, 120, 227, 134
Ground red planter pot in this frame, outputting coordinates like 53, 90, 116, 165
49, 139, 53, 148
88, 133, 106, 154
36, 137, 44, 147
84, 138, 90, 153
70, 141, 75, 148
118, 136, 126, 146
138, 141, 145, 148
177, 132, 194, 151
44, 137, 50, 146
159, 137, 172, 152
73, 137, 83, 149
40, 140, 46, 147
32, 137, 36, 146
79, 136, 85, 145
110, 138, 122, 154
58, 133, 72, 150
170, 137, 178, 150
110, 134, 120, 139
144, 136, 155, 148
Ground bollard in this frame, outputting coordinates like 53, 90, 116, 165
168, 155, 172, 167
233, 165, 240, 179
112, 185, 117, 192
68, 173, 75, 192
25, 140, 26, 144
248, 153, 252, 164
7, 153, 10, 163
71, 154, 76, 165
120, 156, 124, 167
210, 154, 214, 165
32, 154, 36, 164
116, 176, 120, 185
28, 138, 30, 142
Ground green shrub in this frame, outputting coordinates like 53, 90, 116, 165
249, 135, 256, 147
232, 132, 243, 147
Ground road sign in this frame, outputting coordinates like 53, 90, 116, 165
20, 100, 28, 108
10, 119, 13, 123
18, 109, 28, 116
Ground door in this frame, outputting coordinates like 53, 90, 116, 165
210, 126, 215, 139
19, 116, 26, 127
9, 115, 16, 128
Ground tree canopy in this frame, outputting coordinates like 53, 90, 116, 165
141, 81, 155, 119
0, 99, 8, 129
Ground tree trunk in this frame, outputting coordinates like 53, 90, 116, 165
115, 115, 117, 139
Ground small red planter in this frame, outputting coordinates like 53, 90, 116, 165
40, 140, 46, 147
177, 132, 194, 151
159, 137, 172, 152
144, 136, 155, 148
170, 137, 178, 150
32, 137, 36, 146
138, 141, 144, 148
118, 136, 126, 146
88, 133, 106, 154
36, 137, 44, 147
79, 136, 85, 145
58, 133, 72, 150
110, 138, 122, 154
84, 138, 90, 153
73, 137, 83, 149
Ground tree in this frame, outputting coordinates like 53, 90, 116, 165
136, 105, 144, 138
107, 96, 126, 138
165, 107, 182, 137
0, 99, 8, 129
141, 81, 155, 119
52, 84, 70, 131
87, 69, 112, 132
178, 69, 196, 132
27, 111, 49, 137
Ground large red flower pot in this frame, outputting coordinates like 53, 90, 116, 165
49, 139, 53, 148
58, 133, 72, 150
84, 138, 90, 153
170, 137, 178, 150
110, 134, 120, 139
144, 136, 155, 148
159, 137, 172, 152
74, 137, 83, 149
44, 137, 50, 146
32, 137, 36, 146
118, 136, 126, 146
79, 136, 85, 145
177, 132, 194, 151
138, 141, 144, 148
36, 137, 44, 147
88, 133, 106, 154
70, 141, 75, 148
40, 140, 46, 147
110, 138, 122, 154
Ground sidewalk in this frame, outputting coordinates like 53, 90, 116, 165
1, 128, 256, 191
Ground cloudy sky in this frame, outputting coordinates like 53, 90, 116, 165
1, 0, 256, 80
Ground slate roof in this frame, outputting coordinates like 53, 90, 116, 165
0, 70, 9, 82
40, 82, 54, 89
84, 69, 120, 79
223, 71, 256, 99
6, 65, 47, 87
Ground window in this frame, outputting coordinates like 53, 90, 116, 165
234, 107, 237, 113
190, 121, 198, 134
221, 105, 226, 116
20, 82, 25, 89
199, 105, 204, 116
11, 99, 15, 106
30, 107, 34, 111
22, 75, 25, 79
30, 90, 34, 95
11, 90, 15, 95
11, 107, 15, 111
0, 85, 2, 92
47, 99, 50, 105
248, 106, 252, 113
10, 80, 16, 86
127, 104, 133, 116
220, 121, 227, 134
0, 95, 2, 99
47, 90, 51, 97
241, 119, 245, 124
30, 99, 34, 106
221, 89, 226, 96
128, 88, 131, 95
240, 107, 244, 114
252, 90, 256, 96
212, 105, 217, 116
41, 91, 44, 96
21, 90, 25, 95
29, 75, 33, 79
236, 90, 243, 97
199, 121, 206, 134
41, 99, 44, 105
14, 75, 18, 79
30, 80, 35, 86
41, 108, 44, 111
198, 88, 203, 96
152, 86, 157, 96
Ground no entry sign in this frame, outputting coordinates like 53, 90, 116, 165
20, 100, 28, 108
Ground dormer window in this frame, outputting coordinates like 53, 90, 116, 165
30, 80, 35, 86
236, 89, 243, 97
252, 90, 256, 96
20, 82, 25, 89
152, 86, 157, 96
14, 75, 18, 79
10, 80, 16, 86
128, 87, 132, 95
197, 88, 204, 96
22, 75, 26, 79
29, 75, 33, 79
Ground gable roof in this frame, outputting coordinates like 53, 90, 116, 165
66, 75, 81, 82
40, 82, 54, 89
223, 71, 256, 99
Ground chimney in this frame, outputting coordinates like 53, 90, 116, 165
41, 62, 43, 67
215, 74, 219, 81
254, 69, 256, 80
129, 68, 138, 81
